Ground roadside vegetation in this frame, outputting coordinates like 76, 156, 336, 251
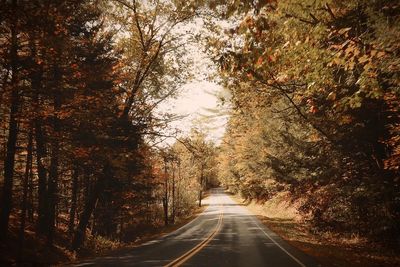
231, 192, 400, 267
0, 0, 399, 266
0, 1, 217, 265
211, 0, 400, 265
212, 0, 399, 246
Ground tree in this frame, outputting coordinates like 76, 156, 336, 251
0, 0, 20, 238
209, 0, 400, 240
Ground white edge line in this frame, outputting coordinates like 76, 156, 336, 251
250, 217, 306, 267
226, 192, 306, 267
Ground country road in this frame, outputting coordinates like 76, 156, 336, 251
70, 188, 319, 267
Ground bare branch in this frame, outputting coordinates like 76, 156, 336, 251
325, 3, 336, 20
248, 69, 334, 143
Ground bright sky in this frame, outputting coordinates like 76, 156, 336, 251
155, 17, 230, 146
159, 80, 229, 144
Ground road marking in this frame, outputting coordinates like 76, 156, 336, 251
225, 192, 306, 267
154, 205, 212, 241
165, 202, 224, 267
142, 195, 217, 246
249, 216, 306, 267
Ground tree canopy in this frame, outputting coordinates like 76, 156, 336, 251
0, 0, 399, 264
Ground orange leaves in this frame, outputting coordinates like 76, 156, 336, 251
256, 56, 263, 67
338, 27, 352, 35
57, 109, 73, 119
345, 45, 360, 57
71, 63, 83, 79
326, 92, 337, 101
238, 16, 257, 35
244, 16, 255, 28
309, 105, 318, 114
73, 71, 82, 79
268, 54, 276, 62
112, 62, 124, 72
74, 147, 90, 159
276, 73, 288, 83
306, 99, 318, 114
376, 51, 386, 59
358, 54, 369, 64
255, 51, 277, 69
329, 36, 387, 73
309, 133, 321, 142
340, 115, 353, 125
267, 79, 274, 85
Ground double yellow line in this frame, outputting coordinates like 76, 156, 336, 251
165, 205, 224, 267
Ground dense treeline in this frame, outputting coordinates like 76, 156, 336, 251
157, 130, 218, 226
210, 0, 399, 243
0, 0, 216, 263
0, 0, 122, 250
1, 0, 399, 264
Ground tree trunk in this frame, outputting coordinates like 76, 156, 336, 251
198, 190, 202, 207
171, 163, 175, 224
198, 165, 204, 207
47, 138, 59, 245
163, 157, 168, 226
72, 164, 110, 251
46, 64, 62, 246
17, 129, 33, 261
27, 158, 34, 222
30, 33, 48, 235
0, 66, 10, 105
0, 0, 19, 238
35, 119, 48, 233
176, 160, 181, 216
68, 167, 79, 236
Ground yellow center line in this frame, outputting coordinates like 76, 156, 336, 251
165, 203, 224, 267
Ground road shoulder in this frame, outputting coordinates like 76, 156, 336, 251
228, 190, 400, 267
67, 196, 209, 265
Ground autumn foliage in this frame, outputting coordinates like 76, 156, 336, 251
211, 0, 400, 243
0, 0, 205, 264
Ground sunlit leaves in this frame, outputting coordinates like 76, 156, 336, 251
209, 0, 400, 238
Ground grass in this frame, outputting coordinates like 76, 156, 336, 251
230, 191, 400, 267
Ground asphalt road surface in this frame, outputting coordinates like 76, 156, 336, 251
70, 188, 319, 267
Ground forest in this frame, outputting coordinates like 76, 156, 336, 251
0, 0, 399, 266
